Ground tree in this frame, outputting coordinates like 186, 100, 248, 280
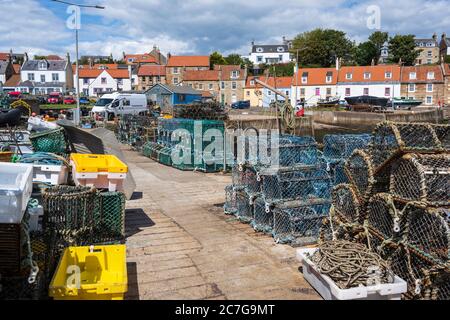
265, 62, 295, 77
291, 28, 354, 67
388, 35, 421, 66
209, 51, 226, 69
34, 55, 47, 60
368, 31, 389, 64
225, 54, 244, 66
354, 41, 378, 66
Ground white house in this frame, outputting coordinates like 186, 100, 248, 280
76, 68, 132, 97
291, 68, 339, 106
248, 43, 291, 66
337, 65, 401, 99
260, 76, 292, 107
18, 56, 73, 94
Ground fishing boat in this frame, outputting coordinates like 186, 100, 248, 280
345, 95, 389, 107
387, 97, 423, 109
317, 96, 341, 107
0, 108, 22, 126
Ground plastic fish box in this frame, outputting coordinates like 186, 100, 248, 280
49, 245, 128, 300
70, 154, 128, 192
32, 164, 69, 185
296, 248, 407, 300
0, 163, 33, 224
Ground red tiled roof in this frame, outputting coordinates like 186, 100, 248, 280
214, 65, 246, 80
138, 65, 166, 76
167, 55, 210, 67
93, 63, 119, 69
401, 65, 444, 83
338, 65, 401, 83
201, 91, 214, 98
442, 64, 450, 76
183, 70, 219, 81
4, 74, 20, 87
294, 68, 338, 86
78, 69, 129, 79
246, 76, 293, 88
106, 69, 130, 79
46, 55, 63, 60
124, 54, 157, 64
0, 53, 10, 61
78, 69, 103, 78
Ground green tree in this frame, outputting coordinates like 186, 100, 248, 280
291, 28, 354, 67
209, 51, 226, 69
225, 54, 244, 66
266, 62, 295, 77
34, 55, 47, 60
354, 41, 378, 66
368, 31, 389, 64
388, 35, 421, 66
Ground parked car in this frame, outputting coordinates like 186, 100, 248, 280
47, 92, 63, 104
63, 96, 76, 104
231, 100, 250, 109
8, 91, 22, 98
79, 97, 90, 105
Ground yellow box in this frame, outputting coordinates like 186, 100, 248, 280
70, 154, 128, 174
49, 245, 128, 300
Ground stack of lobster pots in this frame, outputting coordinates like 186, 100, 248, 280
330, 121, 450, 300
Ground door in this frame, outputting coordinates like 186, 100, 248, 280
231, 94, 237, 104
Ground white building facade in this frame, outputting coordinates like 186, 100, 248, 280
77, 69, 132, 97
248, 43, 291, 65
291, 68, 339, 106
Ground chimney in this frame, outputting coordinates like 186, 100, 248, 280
371, 58, 375, 66
335, 57, 340, 71
88, 57, 93, 69
251, 41, 255, 46
433, 33, 437, 41
24, 52, 29, 62
122, 51, 126, 60
442, 33, 447, 40
128, 65, 132, 80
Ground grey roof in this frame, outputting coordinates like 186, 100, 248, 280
18, 80, 65, 88
252, 45, 289, 53
0, 61, 9, 74
415, 38, 438, 46
21, 60, 68, 71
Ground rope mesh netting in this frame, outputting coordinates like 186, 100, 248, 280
323, 134, 372, 160
366, 194, 403, 242
332, 184, 362, 225
252, 196, 273, 234
235, 189, 254, 223
116, 115, 156, 152
172, 102, 228, 121
224, 185, 239, 215
390, 153, 450, 206
29, 128, 70, 155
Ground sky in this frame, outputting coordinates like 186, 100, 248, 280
0, 0, 449, 60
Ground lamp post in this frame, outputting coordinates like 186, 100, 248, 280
51, 0, 105, 126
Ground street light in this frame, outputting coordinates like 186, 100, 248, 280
51, 0, 105, 126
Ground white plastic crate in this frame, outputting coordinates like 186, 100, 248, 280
0, 163, 33, 224
297, 248, 407, 300
32, 164, 69, 185
72, 171, 126, 192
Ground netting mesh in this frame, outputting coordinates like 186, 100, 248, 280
0, 224, 21, 275
422, 267, 450, 300
95, 192, 126, 237
431, 124, 450, 150
367, 230, 398, 260
273, 200, 331, 245
261, 166, 331, 203
242, 165, 262, 195
367, 194, 403, 241
323, 134, 372, 160
332, 184, 361, 225
369, 122, 445, 171
116, 115, 156, 152
401, 204, 449, 264
326, 160, 349, 186
252, 196, 274, 234
235, 189, 254, 223
232, 164, 245, 186
224, 185, 238, 215
0, 272, 46, 300
390, 153, 450, 206
30, 128, 70, 155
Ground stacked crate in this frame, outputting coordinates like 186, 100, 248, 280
330, 122, 450, 300
225, 135, 333, 246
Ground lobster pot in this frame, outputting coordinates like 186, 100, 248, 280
224, 185, 238, 215
432, 124, 450, 150
273, 200, 331, 245
366, 193, 404, 243
368, 122, 445, 171
402, 204, 449, 264
252, 196, 273, 234
243, 165, 262, 194
158, 146, 173, 166
389, 246, 436, 300
332, 184, 362, 224
327, 160, 348, 186
390, 153, 450, 207
232, 164, 245, 186
276, 135, 318, 167
345, 150, 390, 201
367, 229, 398, 260
235, 189, 255, 224
142, 142, 163, 161
422, 268, 450, 301
30, 128, 70, 156
323, 134, 372, 160
262, 167, 331, 202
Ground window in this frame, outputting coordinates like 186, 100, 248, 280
326, 76, 332, 83
83, 89, 89, 95
427, 72, 435, 79
83, 78, 88, 85
326, 88, 332, 96
426, 96, 433, 105
427, 84, 433, 92
28, 73, 34, 81
385, 72, 392, 79
40, 75, 45, 82
232, 82, 237, 90
345, 88, 351, 96
315, 88, 320, 96
173, 67, 179, 74
300, 88, 305, 96
250, 80, 255, 86
427, 51, 433, 57
385, 87, 391, 96
221, 82, 225, 89
285, 90, 289, 96
231, 71, 239, 79
277, 47, 284, 52
52, 73, 59, 81
268, 91, 272, 96
409, 83, 416, 92
128, 58, 134, 63
427, 59, 432, 64
364, 72, 371, 80
101, 77, 107, 84
198, 84, 203, 90
38, 61, 47, 70
117, 79, 123, 85
257, 56, 263, 63
209, 83, 213, 90
346, 73, 352, 80
363, 88, 369, 95
188, 83, 192, 88
278, 55, 283, 61
256, 47, 263, 53
246, 91, 250, 97
301, 77, 307, 84
173, 77, 179, 84
409, 72, 416, 80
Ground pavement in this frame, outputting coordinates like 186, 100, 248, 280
123, 146, 320, 300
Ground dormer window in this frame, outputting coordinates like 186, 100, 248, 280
364, 72, 371, 80
301, 72, 308, 84
409, 72, 417, 80
256, 47, 263, 53
250, 80, 255, 86
427, 71, 435, 79
326, 72, 333, 83
231, 70, 239, 79
385, 72, 392, 79
277, 47, 284, 52
38, 61, 47, 70
346, 73, 353, 80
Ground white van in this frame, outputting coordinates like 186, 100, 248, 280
92, 92, 148, 120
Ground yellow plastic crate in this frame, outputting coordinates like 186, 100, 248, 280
70, 154, 128, 174
49, 245, 128, 300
